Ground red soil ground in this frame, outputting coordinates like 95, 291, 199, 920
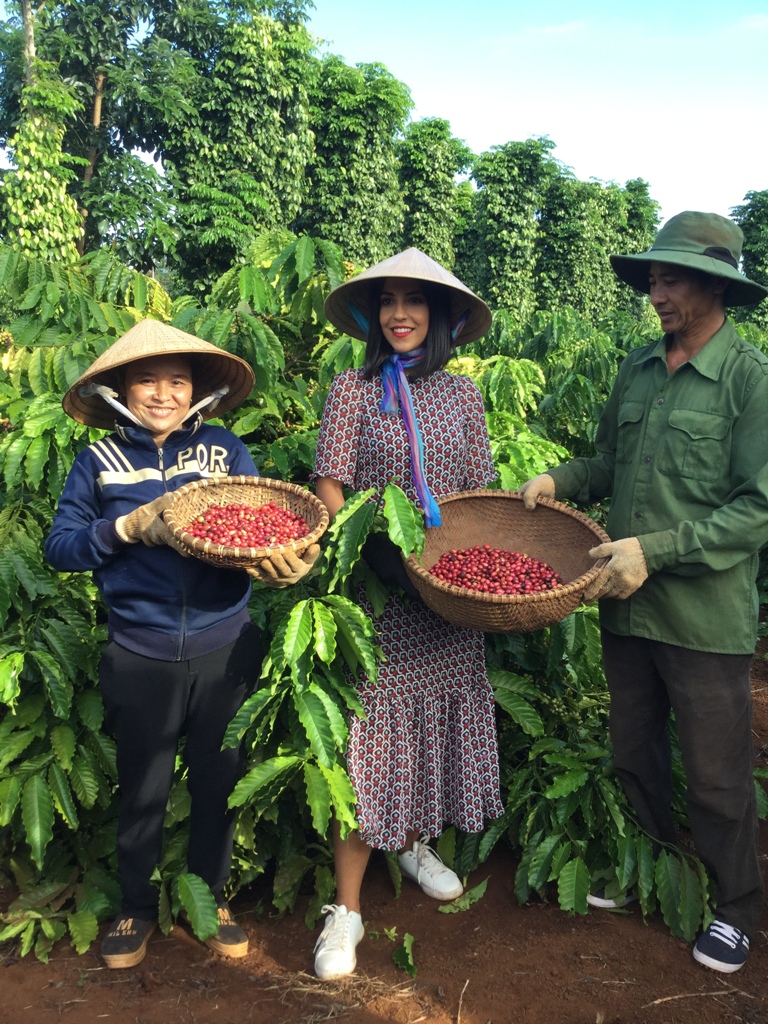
4, 654, 768, 1024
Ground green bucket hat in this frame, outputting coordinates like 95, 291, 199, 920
610, 211, 768, 306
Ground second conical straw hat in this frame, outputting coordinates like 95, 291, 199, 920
324, 248, 492, 345
62, 319, 255, 429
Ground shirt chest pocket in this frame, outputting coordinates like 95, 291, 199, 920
658, 410, 731, 481
616, 401, 646, 464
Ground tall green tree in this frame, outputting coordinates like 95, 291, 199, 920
295, 55, 412, 266
461, 138, 559, 323
459, 139, 658, 328
535, 176, 658, 322
150, 2, 316, 292
0, 0, 317, 286
732, 190, 768, 328
0, 59, 82, 261
0, 0, 192, 268
396, 117, 471, 270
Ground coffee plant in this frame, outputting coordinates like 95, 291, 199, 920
1, 234, 766, 959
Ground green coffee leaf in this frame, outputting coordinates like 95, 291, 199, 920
544, 767, 588, 799
556, 856, 589, 914
69, 753, 99, 809
382, 482, 424, 556
177, 873, 218, 940
21, 775, 54, 869
303, 762, 331, 838
67, 910, 98, 955
392, 931, 417, 976
654, 851, 682, 937
228, 755, 301, 808
0, 776, 22, 826
280, 600, 313, 665
493, 689, 543, 737
0, 651, 23, 709
295, 689, 335, 767
311, 601, 337, 664
438, 877, 488, 913
47, 762, 79, 830
319, 762, 357, 830
678, 857, 705, 943
222, 687, 279, 747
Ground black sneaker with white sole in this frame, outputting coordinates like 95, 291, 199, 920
693, 920, 749, 973
205, 899, 249, 958
101, 915, 156, 968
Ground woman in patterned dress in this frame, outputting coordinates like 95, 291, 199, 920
311, 249, 504, 979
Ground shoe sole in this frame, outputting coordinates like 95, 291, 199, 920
315, 957, 358, 981
586, 894, 637, 909
205, 935, 249, 958
399, 864, 464, 901
102, 927, 156, 969
314, 923, 364, 980
416, 882, 464, 901
692, 947, 745, 973
180, 910, 249, 958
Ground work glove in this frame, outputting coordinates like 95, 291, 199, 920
582, 537, 648, 602
115, 494, 174, 544
361, 533, 419, 599
518, 473, 556, 510
143, 515, 191, 556
246, 544, 321, 589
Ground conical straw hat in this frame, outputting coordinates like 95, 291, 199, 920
63, 319, 255, 429
324, 248, 492, 345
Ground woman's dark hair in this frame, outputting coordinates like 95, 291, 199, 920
362, 280, 455, 380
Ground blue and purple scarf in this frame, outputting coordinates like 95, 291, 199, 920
347, 298, 471, 529
380, 349, 442, 528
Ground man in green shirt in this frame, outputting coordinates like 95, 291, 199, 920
520, 211, 768, 974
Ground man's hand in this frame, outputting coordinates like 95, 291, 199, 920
582, 537, 648, 601
246, 544, 321, 589
518, 473, 556, 510
115, 494, 174, 544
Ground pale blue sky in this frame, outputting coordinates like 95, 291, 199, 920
308, 0, 768, 224
1, 1, 765, 226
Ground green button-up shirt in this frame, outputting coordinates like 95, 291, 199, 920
548, 320, 768, 654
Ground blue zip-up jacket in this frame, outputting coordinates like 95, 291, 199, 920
45, 417, 259, 662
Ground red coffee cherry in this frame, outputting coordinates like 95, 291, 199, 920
184, 502, 309, 548
429, 545, 562, 595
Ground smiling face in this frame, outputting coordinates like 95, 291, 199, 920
648, 261, 725, 340
124, 355, 193, 446
378, 277, 430, 354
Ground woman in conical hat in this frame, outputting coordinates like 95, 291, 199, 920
47, 319, 319, 968
311, 249, 503, 979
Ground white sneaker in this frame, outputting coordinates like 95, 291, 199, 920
313, 904, 364, 980
398, 836, 464, 901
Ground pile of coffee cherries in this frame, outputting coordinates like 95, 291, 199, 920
429, 544, 562, 596
184, 502, 309, 548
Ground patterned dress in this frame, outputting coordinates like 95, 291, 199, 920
314, 368, 504, 850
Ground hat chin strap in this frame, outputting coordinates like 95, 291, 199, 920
79, 383, 143, 427
79, 383, 230, 427
186, 385, 229, 419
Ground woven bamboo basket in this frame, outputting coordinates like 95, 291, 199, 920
163, 476, 329, 569
403, 490, 610, 633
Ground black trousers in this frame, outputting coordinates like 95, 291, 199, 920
99, 626, 262, 917
602, 629, 763, 936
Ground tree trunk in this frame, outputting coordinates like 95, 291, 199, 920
77, 70, 106, 256
21, 0, 36, 86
